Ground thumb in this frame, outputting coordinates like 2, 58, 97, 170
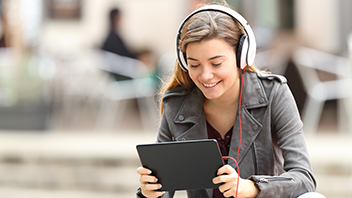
217, 164, 238, 176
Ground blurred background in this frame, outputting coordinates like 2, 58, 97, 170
0, 0, 351, 197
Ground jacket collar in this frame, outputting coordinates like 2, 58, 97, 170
241, 72, 268, 109
173, 87, 204, 124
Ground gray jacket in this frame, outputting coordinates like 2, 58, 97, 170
140, 72, 316, 198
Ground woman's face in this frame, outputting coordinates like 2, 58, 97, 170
186, 38, 241, 101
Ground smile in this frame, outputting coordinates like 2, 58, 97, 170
202, 81, 221, 88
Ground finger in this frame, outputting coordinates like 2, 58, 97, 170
140, 184, 165, 198
218, 180, 237, 194
140, 174, 158, 183
153, 191, 165, 197
143, 183, 163, 191
142, 189, 165, 198
217, 165, 236, 176
223, 188, 237, 198
214, 165, 238, 184
213, 175, 223, 184
137, 167, 152, 175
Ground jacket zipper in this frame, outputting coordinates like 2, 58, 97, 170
202, 189, 210, 198
252, 143, 258, 174
258, 176, 294, 183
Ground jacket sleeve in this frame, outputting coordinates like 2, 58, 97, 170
251, 83, 317, 198
157, 111, 174, 142
136, 187, 175, 198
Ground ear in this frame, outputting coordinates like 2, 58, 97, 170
236, 34, 248, 69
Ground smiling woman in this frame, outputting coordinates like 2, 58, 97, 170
186, 38, 240, 102
136, 2, 326, 198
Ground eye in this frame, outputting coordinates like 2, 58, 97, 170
212, 62, 223, 66
189, 63, 200, 68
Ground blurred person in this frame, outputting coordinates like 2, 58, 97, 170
0, 3, 7, 48
136, 48, 161, 87
136, 2, 326, 198
137, 49, 156, 73
101, 7, 136, 81
101, 7, 134, 58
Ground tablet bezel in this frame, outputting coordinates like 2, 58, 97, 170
136, 139, 224, 191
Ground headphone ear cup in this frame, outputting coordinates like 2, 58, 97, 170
236, 34, 248, 69
182, 52, 188, 70
177, 49, 188, 71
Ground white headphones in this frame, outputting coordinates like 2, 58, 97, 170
176, 5, 256, 71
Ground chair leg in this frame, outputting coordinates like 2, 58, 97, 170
302, 95, 325, 134
96, 98, 122, 131
338, 97, 352, 134
137, 96, 158, 133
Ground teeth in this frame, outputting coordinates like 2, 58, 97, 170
203, 82, 218, 88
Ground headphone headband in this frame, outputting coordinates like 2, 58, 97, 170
176, 5, 256, 71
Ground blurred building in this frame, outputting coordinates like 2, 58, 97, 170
0, 0, 351, 197
0, 0, 351, 131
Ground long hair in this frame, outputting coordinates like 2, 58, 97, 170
159, 4, 260, 115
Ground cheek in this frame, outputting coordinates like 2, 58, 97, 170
188, 70, 198, 82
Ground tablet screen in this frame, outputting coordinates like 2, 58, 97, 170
136, 139, 224, 191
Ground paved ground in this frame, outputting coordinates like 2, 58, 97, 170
305, 134, 352, 198
0, 130, 350, 198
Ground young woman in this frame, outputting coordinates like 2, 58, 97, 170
137, 3, 325, 198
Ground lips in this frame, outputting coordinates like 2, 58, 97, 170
202, 80, 221, 88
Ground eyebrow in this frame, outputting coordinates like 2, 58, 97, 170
187, 55, 225, 61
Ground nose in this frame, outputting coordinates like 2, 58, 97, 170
200, 65, 214, 81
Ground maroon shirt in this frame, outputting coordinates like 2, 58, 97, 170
206, 121, 233, 198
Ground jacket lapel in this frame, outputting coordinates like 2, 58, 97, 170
172, 88, 208, 141
228, 107, 263, 168
228, 72, 268, 169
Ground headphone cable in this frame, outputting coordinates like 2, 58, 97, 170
221, 68, 245, 198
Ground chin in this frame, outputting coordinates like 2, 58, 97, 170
203, 93, 221, 100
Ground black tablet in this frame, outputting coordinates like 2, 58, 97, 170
136, 139, 224, 191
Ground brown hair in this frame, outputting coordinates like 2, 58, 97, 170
159, 4, 260, 115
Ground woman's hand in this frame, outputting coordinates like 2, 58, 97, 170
213, 165, 259, 198
136, 167, 164, 198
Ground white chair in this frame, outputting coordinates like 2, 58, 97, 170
345, 33, 352, 133
292, 47, 352, 134
98, 51, 142, 79
53, 50, 159, 132
52, 50, 107, 129
95, 77, 158, 131
95, 51, 159, 132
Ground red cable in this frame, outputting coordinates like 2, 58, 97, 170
221, 156, 240, 198
236, 69, 245, 197
221, 69, 245, 198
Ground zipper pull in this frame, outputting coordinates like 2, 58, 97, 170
259, 178, 269, 183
